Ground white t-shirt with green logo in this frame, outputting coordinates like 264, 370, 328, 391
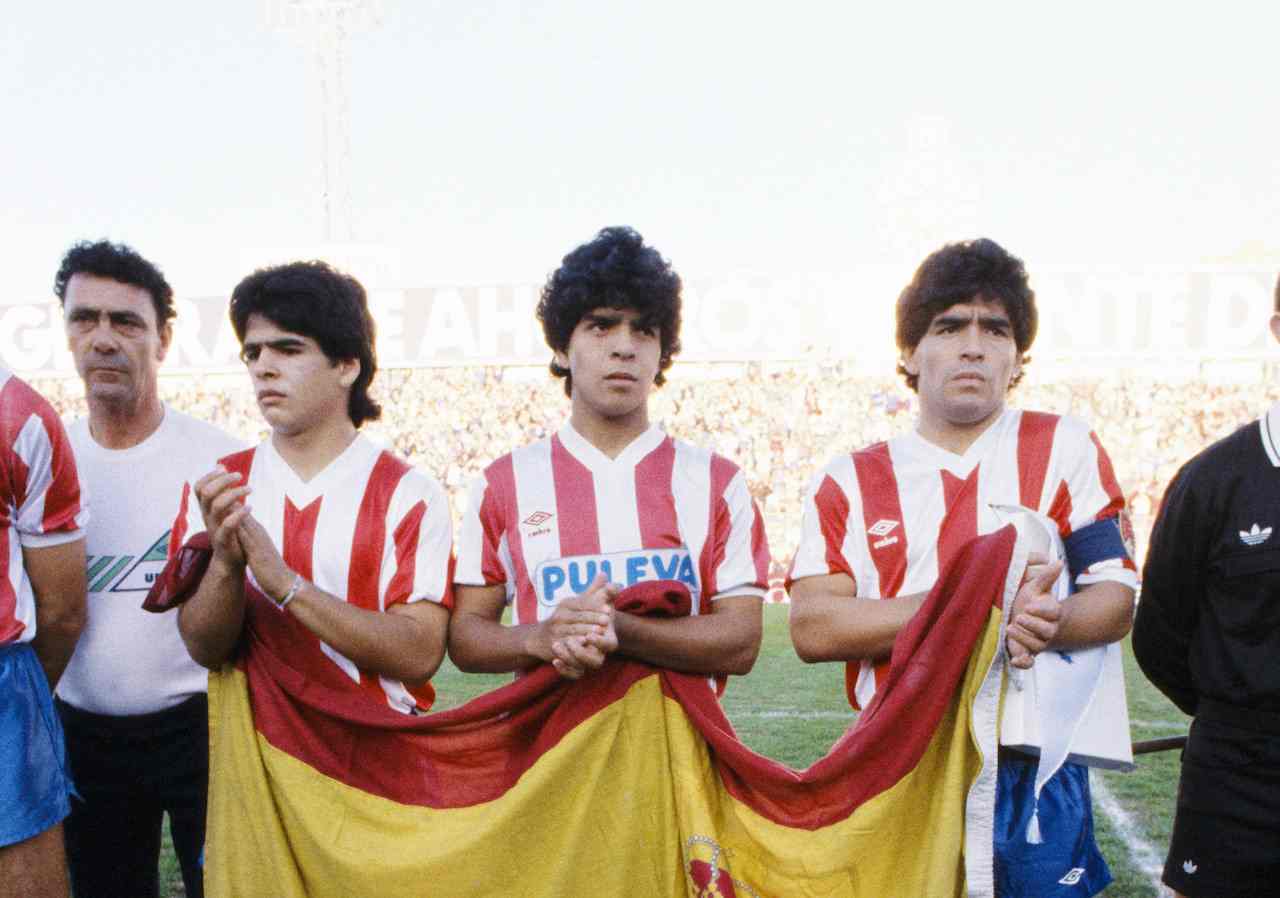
57, 406, 245, 715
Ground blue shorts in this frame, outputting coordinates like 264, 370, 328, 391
0, 643, 73, 847
994, 753, 1112, 898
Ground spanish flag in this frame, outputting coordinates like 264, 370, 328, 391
204, 527, 1026, 897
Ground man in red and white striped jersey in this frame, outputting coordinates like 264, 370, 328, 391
450, 227, 770, 685
788, 239, 1137, 898
175, 262, 452, 715
0, 368, 87, 898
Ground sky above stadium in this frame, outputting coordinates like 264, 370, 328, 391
4, 0, 1279, 302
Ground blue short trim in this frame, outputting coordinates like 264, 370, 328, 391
994, 755, 1112, 898
0, 643, 72, 847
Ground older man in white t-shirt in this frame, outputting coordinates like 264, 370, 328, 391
53, 241, 243, 898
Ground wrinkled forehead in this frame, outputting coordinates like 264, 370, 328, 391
63, 273, 158, 320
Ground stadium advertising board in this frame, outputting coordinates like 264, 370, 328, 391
2, 267, 1273, 376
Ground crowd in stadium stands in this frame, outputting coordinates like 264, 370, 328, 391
32, 363, 1274, 590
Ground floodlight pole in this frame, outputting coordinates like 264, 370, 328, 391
269, 0, 383, 243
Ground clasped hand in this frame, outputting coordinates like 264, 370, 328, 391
528, 574, 620, 680
1006, 552, 1066, 670
193, 466, 295, 601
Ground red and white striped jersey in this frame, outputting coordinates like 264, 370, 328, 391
455, 424, 770, 626
171, 434, 452, 713
789, 408, 1137, 710
0, 368, 87, 646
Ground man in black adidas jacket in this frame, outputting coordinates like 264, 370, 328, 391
1133, 271, 1280, 898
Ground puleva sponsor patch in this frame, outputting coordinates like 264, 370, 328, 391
535, 547, 698, 607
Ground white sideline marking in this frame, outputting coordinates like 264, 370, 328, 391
1091, 774, 1172, 896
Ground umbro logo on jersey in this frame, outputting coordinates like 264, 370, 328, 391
523, 510, 554, 537
1057, 868, 1086, 886
867, 519, 900, 549
1239, 523, 1272, 546
867, 519, 899, 537
1182, 859, 1198, 875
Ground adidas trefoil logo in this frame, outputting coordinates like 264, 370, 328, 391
1239, 523, 1273, 546
1182, 859, 1198, 875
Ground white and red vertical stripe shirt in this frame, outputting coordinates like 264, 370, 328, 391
171, 433, 452, 713
789, 408, 1137, 710
0, 368, 87, 647
456, 423, 770, 627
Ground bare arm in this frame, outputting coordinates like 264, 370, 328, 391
1007, 570, 1134, 665
614, 593, 763, 676
448, 577, 615, 675
788, 572, 927, 664
24, 537, 87, 687
237, 514, 450, 684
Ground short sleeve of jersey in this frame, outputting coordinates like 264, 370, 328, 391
706, 465, 769, 601
454, 470, 513, 596
1050, 416, 1137, 589
379, 470, 453, 610
788, 464, 858, 589
10, 390, 86, 548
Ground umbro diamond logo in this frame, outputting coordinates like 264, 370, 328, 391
1182, 859, 1198, 875
1239, 523, 1272, 546
523, 511, 553, 527
867, 519, 899, 537
1058, 868, 1086, 886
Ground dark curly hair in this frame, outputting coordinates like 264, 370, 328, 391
895, 237, 1037, 392
54, 240, 175, 327
536, 226, 683, 397
229, 261, 381, 427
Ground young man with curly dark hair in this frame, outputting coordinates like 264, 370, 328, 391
176, 261, 452, 715
788, 238, 1137, 898
450, 227, 769, 686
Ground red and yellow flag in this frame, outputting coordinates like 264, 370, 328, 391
205, 527, 1025, 897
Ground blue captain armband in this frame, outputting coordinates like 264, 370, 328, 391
1063, 516, 1130, 582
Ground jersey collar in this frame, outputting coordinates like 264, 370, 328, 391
557, 421, 667, 472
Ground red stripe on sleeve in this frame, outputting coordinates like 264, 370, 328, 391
1016, 411, 1058, 510
479, 458, 514, 586
1089, 432, 1126, 519
698, 454, 739, 605
814, 474, 852, 579
385, 500, 427, 608
1047, 480, 1074, 539
634, 437, 679, 550
35, 406, 82, 535
484, 454, 540, 624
